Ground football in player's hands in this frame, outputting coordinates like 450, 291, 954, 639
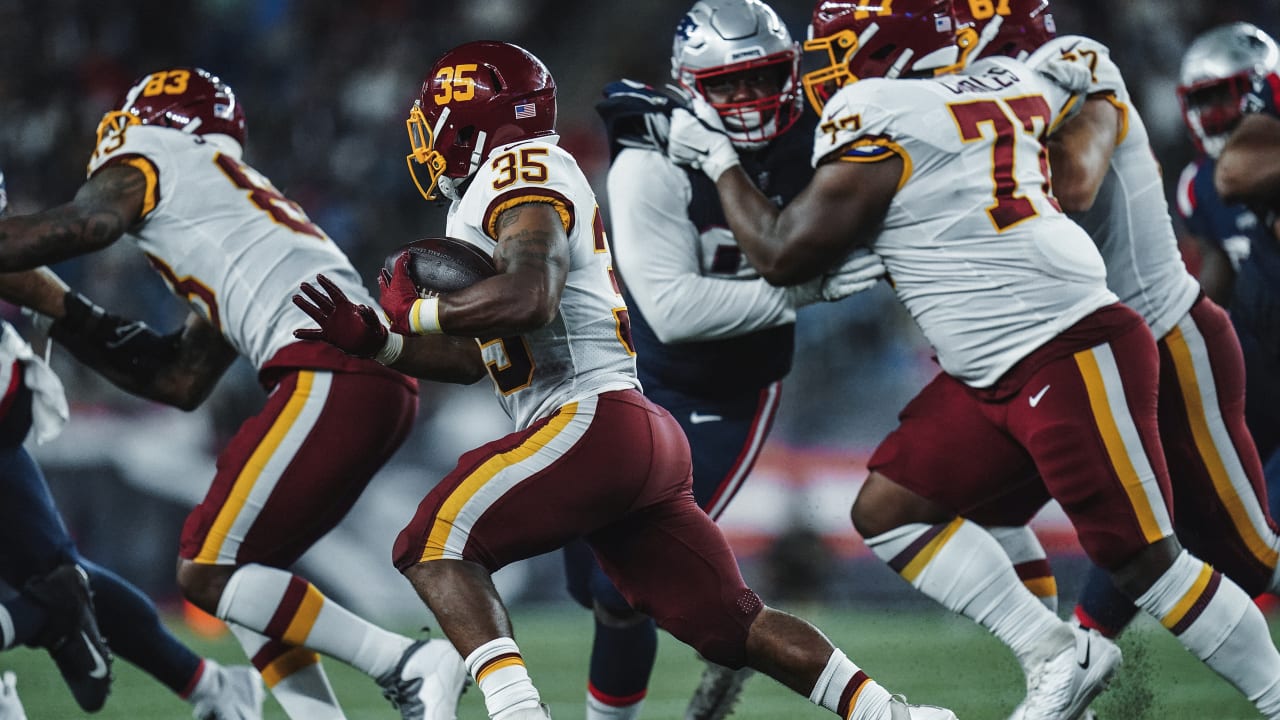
382, 237, 497, 295
378, 237, 497, 334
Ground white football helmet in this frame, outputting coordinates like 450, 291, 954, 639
671, 0, 803, 149
1177, 22, 1280, 158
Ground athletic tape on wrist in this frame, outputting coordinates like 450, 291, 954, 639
374, 332, 404, 365
409, 297, 443, 334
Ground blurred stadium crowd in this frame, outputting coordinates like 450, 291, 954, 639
0, 0, 1276, 622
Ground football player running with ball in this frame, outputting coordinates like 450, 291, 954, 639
297, 40, 954, 720
0, 70, 467, 720
665, 0, 1280, 717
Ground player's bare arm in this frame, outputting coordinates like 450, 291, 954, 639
1216, 113, 1280, 208
147, 312, 238, 409
0, 165, 145, 272
715, 155, 900, 285
1047, 96, 1123, 212
0, 268, 71, 318
394, 335, 486, 384
85, 311, 237, 411
439, 202, 570, 336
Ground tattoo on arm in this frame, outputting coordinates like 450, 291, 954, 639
497, 204, 526, 231
0, 165, 144, 271
495, 204, 568, 273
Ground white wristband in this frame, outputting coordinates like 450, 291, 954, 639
409, 297, 442, 334
374, 331, 404, 365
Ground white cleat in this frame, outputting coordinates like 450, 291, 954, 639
1009, 627, 1121, 720
889, 695, 959, 719
685, 661, 754, 720
377, 638, 469, 720
0, 672, 28, 720
191, 660, 266, 720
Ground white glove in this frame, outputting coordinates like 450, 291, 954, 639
822, 250, 886, 301
667, 96, 741, 182
789, 250, 886, 306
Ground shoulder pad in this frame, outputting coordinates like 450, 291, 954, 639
596, 80, 675, 160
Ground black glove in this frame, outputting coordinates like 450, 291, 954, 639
50, 292, 181, 380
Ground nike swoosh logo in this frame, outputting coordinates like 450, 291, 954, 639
1077, 635, 1092, 670
1029, 384, 1051, 407
83, 631, 109, 679
689, 412, 723, 424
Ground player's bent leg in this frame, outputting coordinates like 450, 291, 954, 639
1109, 538, 1280, 717
856, 471, 1119, 719
75, 558, 267, 719
985, 526, 1058, 613
404, 559, 536, 720
228, 624, 346, 720
591, 492, 955, 719
1156, 300, 1280, 596
1074, 564, 1140, 638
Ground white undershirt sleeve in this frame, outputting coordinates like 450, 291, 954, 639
606, 148, 796, 344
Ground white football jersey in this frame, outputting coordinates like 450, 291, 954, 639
1026, 36, 1201, 340
86, 125, 377, 370
813, 58, 1117, 387
446, 137, 640, 429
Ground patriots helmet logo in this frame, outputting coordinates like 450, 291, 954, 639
675, 14, 698, 41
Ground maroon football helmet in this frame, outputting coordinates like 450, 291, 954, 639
952, 0, 1056, 61
94, 68, 246, 151
802, 0, 962, 112
406, 41, 557, 201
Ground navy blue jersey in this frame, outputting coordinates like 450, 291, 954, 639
624, 112, 818, 398
1178, 157, 1280, 360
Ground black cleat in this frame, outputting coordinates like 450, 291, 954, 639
24, 563, 113, 712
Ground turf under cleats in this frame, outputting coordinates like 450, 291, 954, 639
23, 563, 113, 712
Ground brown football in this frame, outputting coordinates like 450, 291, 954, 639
384, 237, 497, 295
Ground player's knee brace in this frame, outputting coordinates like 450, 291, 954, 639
650, 588, 763, 669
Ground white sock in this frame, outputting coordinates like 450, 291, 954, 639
218, 564, 411, 678
184, 658, 218, 703
808, 649, 892, 719
986, 525, 1059, 613
586, 692, 644, 720
465, 638, 542, 719
229, 623, 346, 720
1136, 550, 1280, 715
866, 519, 1068, 665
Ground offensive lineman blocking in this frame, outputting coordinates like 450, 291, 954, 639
665, 0, 1280, 717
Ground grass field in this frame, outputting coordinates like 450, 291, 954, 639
2, 602, 1273, 719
